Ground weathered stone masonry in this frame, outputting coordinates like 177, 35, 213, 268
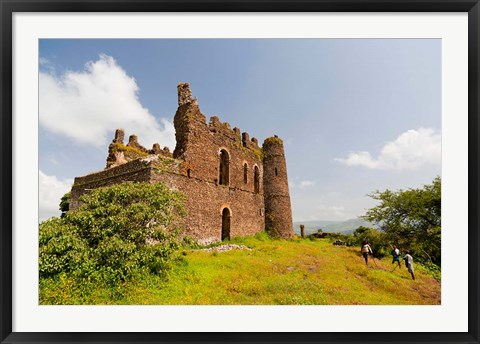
70, 83, 294, 242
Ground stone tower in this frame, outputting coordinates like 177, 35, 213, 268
262, 136, 294, 238
173, 82, 205, 159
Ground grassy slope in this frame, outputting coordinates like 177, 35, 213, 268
40, 237, 440, 305
40, 235, 441, 305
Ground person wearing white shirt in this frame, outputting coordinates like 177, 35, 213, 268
361, 240, 373, 266
403, 251, 415, 280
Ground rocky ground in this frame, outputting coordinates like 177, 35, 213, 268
200, 244, 252, 252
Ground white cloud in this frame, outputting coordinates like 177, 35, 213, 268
299, 180, 316, 189
39, 171, 73, 221
335, 128, 441, 170
39, 54, 176, 149
290, 180, 316, 189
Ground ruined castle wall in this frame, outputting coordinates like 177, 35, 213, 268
70, 158, 153, 210
157, 113, 267, 242
150, 170, 264, 242
173, 103, 263, 193
170, 84, 265, 241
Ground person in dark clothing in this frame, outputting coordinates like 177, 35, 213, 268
391, 245, 401, 269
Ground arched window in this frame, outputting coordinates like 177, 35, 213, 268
219, 149, 229, 186
243, 163, 248, 184
254, 166, 260, 193
275, 167, 278, 176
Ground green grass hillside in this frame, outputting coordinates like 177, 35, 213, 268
40, 234, 441, 305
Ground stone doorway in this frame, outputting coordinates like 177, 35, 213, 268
221, 207, 231, 241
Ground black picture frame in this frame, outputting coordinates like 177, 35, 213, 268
1, 1, 479, 343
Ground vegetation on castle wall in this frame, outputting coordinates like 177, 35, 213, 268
180, 106, 204, 122
151, 155, 180, 173
39, 182, 186, 285
263, 136, 284, 146
250, 147, 264, 161
242, 145, 263, 161
112, 142, 148, 159
233, 140, 264, 161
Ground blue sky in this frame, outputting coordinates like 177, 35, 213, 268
39, 39, 441, 222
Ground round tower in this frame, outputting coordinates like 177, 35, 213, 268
262, 136, 294, 239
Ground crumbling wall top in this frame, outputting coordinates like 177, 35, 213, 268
106, 129, 173, 169
114, 129, 125, 143
178, 83, 195, 106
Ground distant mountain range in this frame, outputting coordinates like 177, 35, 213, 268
293, 218, 378, 235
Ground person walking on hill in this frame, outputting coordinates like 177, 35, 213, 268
361, 240, 373, 266
391, 245, 401, 269
403, 251, 415, 280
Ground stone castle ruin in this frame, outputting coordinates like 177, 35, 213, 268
70, 83, 294, 242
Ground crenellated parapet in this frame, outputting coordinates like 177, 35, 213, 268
206, 116, 261, 159
241, 132, 260, 151
208, 116, 239, 141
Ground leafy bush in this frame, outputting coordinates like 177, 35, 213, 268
39, 182, 186, 284
181, 235, 201, 249
59, 192, 70, 218
362, 177, 441, 265
39, 218, 91, 276
417, 260, 441, 282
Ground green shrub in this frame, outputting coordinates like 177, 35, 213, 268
59, 192, 70, 218
416, 260, 441, 282
39, 182, 186, 284
39, 218, 91, 277
181, 235, 201, 249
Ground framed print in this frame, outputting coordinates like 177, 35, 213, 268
1, 1, 479, 343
